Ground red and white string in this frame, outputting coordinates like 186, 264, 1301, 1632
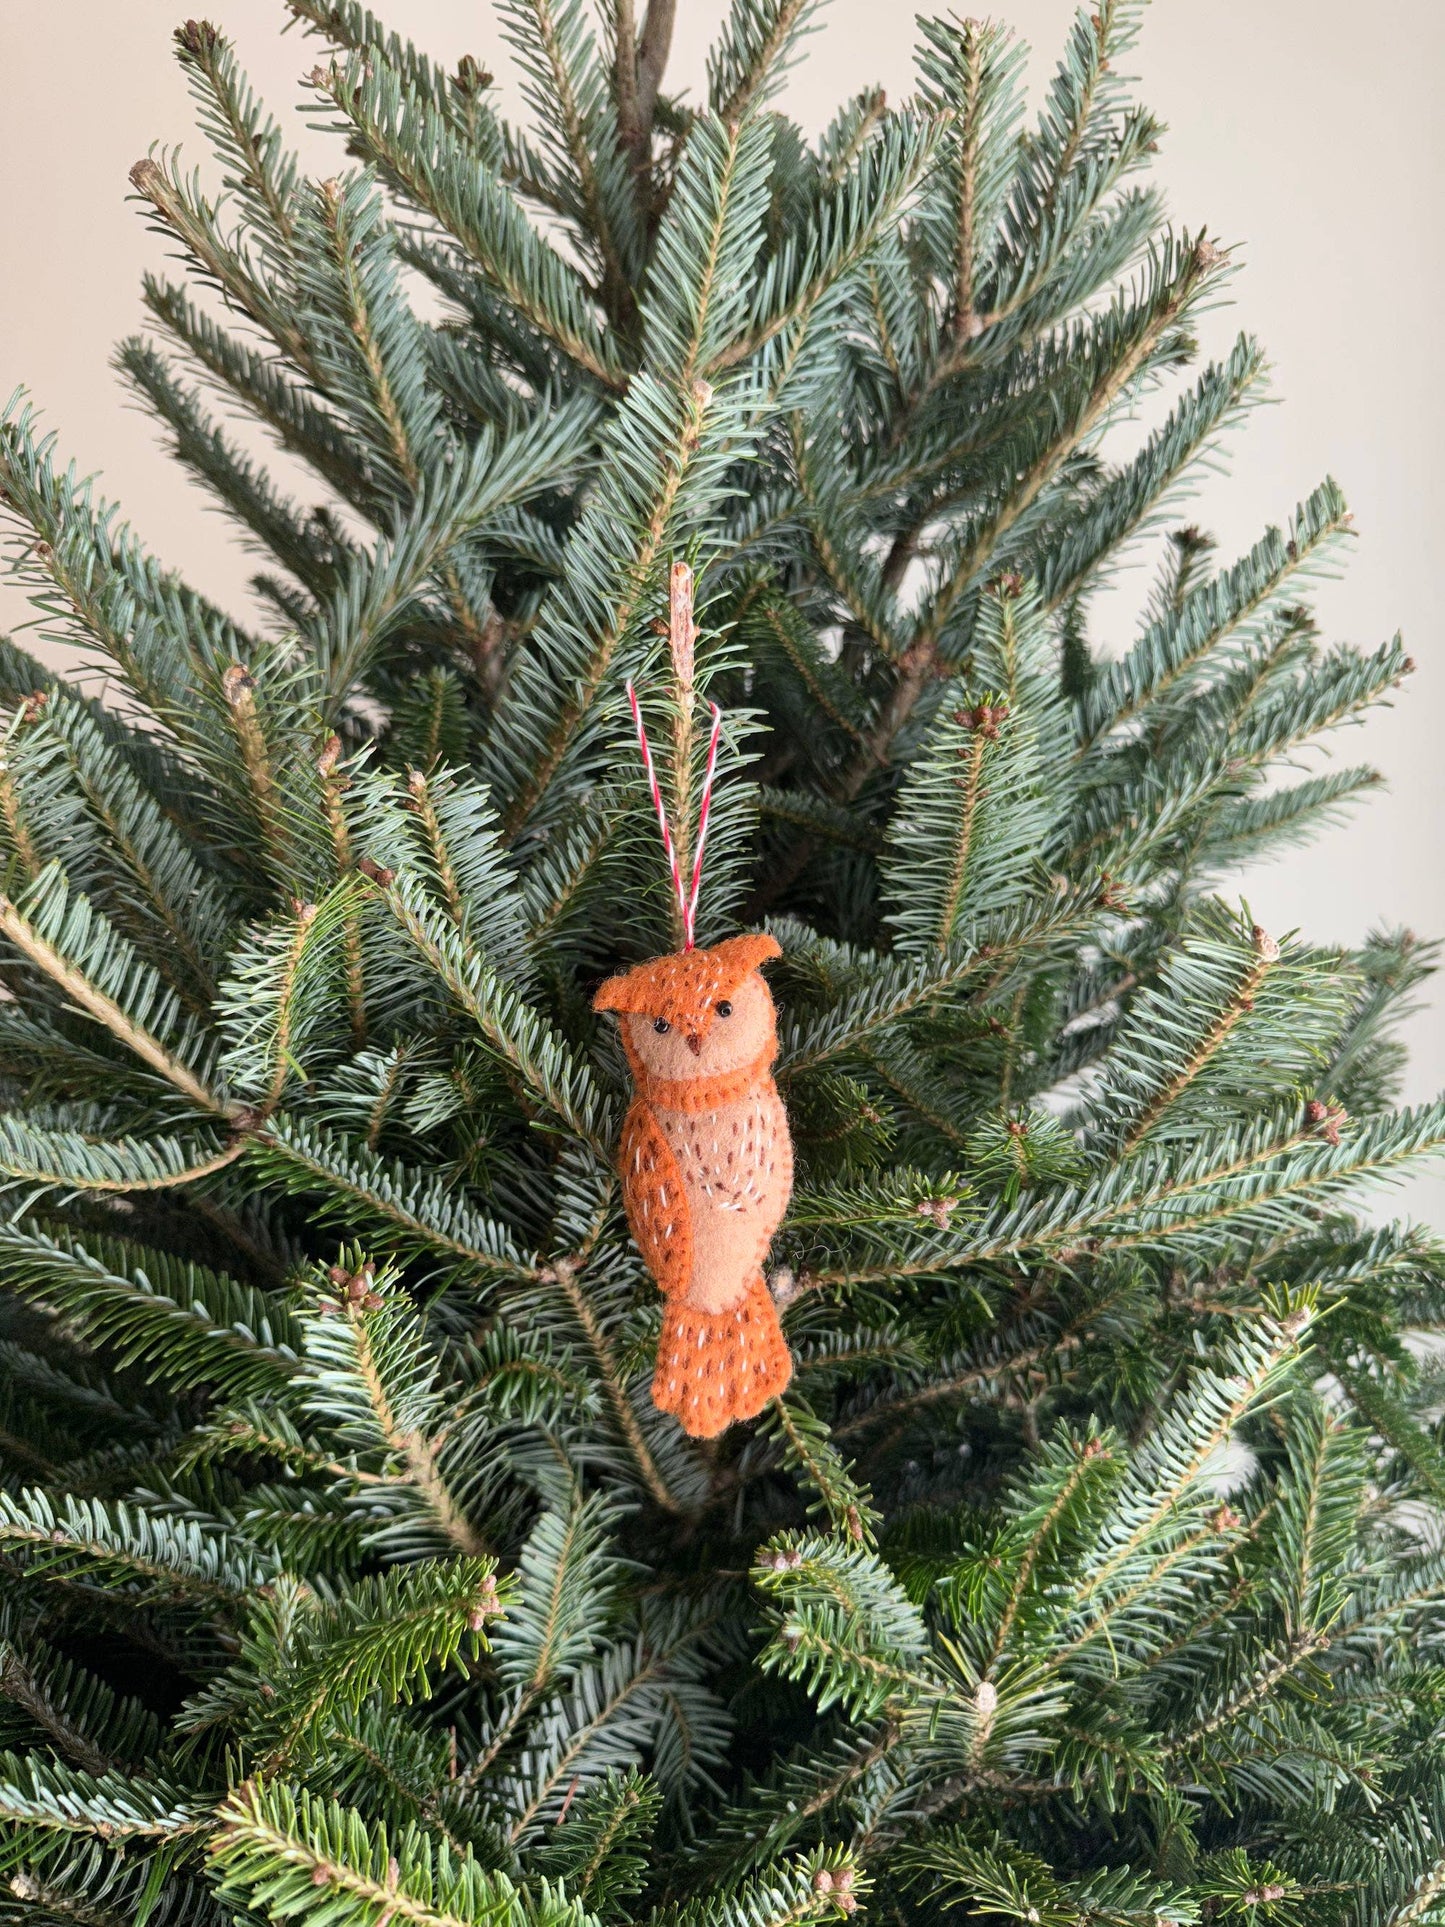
686, 704, 723, 946
626, 681, 723, 951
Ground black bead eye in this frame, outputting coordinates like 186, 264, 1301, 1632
653, 1017, 670, 1035
717, 1000, 733, 1019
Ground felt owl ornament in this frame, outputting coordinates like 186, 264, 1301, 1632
593, 933, 794, 1438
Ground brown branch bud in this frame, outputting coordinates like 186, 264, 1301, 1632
175, 20, 221, 56
326, 1261, 379, 1312
1304, 1098, 1348, 1146
764, 1545, 803, 1573
953, 701, 1009, 739
453, 54, 492, 95
767, 1265, 796, 1306
128, 158, 167, 200
915, 1195, 959, 1228
1250, 924, 1280, 962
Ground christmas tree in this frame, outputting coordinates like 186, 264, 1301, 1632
2, 2, 1445, 1921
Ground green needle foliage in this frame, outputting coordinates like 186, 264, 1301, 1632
0, 2, 1442, 1922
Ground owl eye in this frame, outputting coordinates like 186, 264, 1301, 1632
716, 1000, 733, 1019
652, 1018, 671, 1035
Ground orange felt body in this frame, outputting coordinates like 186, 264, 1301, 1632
595, 936, 794, 1439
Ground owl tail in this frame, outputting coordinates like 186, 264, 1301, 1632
652, 1272, 792, 1439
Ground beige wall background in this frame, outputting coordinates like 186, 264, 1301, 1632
1, 1, 1443, 1217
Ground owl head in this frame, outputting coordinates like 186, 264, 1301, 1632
593, 933, 782, 1082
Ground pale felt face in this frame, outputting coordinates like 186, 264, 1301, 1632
623, 968, 776, 1080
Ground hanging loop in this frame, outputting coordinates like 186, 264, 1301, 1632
625, 681, 723, 951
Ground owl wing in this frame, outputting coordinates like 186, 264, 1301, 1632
618, 1099, 693, 1298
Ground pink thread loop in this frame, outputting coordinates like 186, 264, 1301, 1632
686, 703, 723, 948
626, 682, 724, 951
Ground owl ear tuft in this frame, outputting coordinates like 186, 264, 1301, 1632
721, 932, 782, 975
592, 972, 637, 1014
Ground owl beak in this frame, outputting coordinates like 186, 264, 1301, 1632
684, 1030, 704, 1056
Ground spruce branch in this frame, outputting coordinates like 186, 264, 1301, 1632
1118, 921, 1282, 1154
1387, 1862, 1445, 1927
0, 1218, 299, 1396
912, 235, 1222, 662
251, 1562, 507, 1768
300, 1268, 489, 1557
376, 871, 607, 1154
0, 1752, 206, 1842
717, 111, 940, 379
0, 1119, 248, 1195
311, 176, 427, 494
39, 689, 231, 1005
947, 24, 986, 342
0, 1627, 159, 1776
0, 1488, 267, 1605
0, 878, 227, 1118
985, 1434, 1107, 1674
318, 737, 369, 1045
708, 0, 818, 125
540, 1255, 682, 1514
127, 153, 319, 383
217, 661, 292, 877
251, 1117, 532, 1283
0, 701, 43, 885
506, 0, 639, 332
143, 275, 373, 512
171, 18, 301, 261
1156, 1628, 1329, 1760
211, 1780, 554, 1927
308, 56, 626, 392
0, 396, 247, 720
1081, 476, 1354, 747
494, 373, 715, 837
